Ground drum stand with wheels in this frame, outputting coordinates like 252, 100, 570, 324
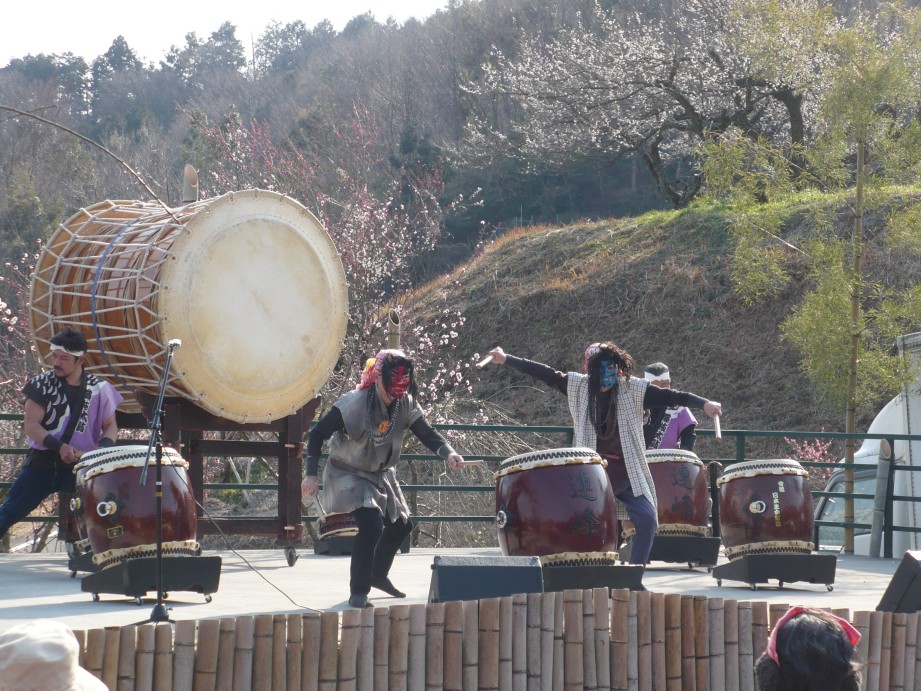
81, 342, 222, 612
620, 534, 722, 570
711, 552, 838, 591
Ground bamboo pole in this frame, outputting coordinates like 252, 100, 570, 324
75, 629, 87, 670
708, 598, 725, 691
610, 589, 630, 691
192, 619, 218, 691
85, 628, 106, 684
879, 611, 892, 691
852, 609, 871, 691
408, 604, 427, 691
136, 624, 156, 691
892, 613, 907, 691
527, 593, 543, 691
626, 594, 638, 690
737, 602, 754, 691
552, 591, 564, 691
905, 612, 919, 691
285, 614, 302, 691
444, 600, 464, 691
463, 599, 479, 691
389, 605, 411, 691
340, 608, 361, 691
214, 619, 236, 691
358, 608, 376, 691
563, 590, 584, 691
100, 626, 121, 691
750, 601, 768, 672
723, 600, 739, 691
117, 624, 137, 691
512, 593, 528, 691
581, 590, 597, 691
374, 608, 391, 691
593, 588, 611, 691
680, 596, 695, 691
153, 622, 173, 691
541, 592, 557, 691
635, 590, 651, 691
499, 596, 514, 690
272, 614, 288, 691
478, 598, 501, 691
693, 596, 709, 691
172, 620, 196, 691
866, 610, 884, 691
320, 610, 341, 691
648, 592, 664, 691
233, 616, 255, 691
664, 593, 682, 691
252, 615, 274, 691
426, 602, 446, 691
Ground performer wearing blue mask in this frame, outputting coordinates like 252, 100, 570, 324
483, 342, 721, 570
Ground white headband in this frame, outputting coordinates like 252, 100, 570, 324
644, 370, 669, 382
50, 343, 85, 357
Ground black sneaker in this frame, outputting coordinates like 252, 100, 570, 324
370, 577, 406, 598
348, 594, 373, 608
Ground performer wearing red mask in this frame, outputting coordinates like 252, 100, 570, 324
302, 349, 464, 608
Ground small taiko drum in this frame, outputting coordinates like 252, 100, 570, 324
29, 190, 348, 423
495, 447, 618, 557
318, 512, 359, 540
717, 458, 814, 561
74, 445, 199, 569
621, 448, 711, 540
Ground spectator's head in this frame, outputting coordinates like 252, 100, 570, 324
755, 606, 861, 691
644, 362, 670, 389
0, 619, 106, 690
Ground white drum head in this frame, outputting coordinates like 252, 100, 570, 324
159, 190, 348, 422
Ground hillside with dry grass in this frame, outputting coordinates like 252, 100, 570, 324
407, 194, 921, 466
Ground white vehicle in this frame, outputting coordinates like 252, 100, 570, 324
813, 332, 921, 556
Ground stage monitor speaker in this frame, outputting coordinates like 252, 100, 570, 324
541, 563, 645, 592
877, 550, 921, 613
428, 555, 543, 603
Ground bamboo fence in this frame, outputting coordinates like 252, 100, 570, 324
68, 589, 911, 691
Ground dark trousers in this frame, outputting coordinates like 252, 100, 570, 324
349, 507, 413, 596
0, 465, 75, 540
605, 458, 658, 565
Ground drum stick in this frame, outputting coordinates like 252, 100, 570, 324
713, 414, 722, 439
458, 459, 487, 466
475, 355, 494, 370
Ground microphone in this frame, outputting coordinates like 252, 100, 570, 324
168, 339, 182, 351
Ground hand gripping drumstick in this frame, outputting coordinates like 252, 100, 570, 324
475, 355, 494, 370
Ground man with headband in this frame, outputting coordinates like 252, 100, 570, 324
642, 362, 698, 451
0, 327, 123, 544
301, 349, 465, 608
483, 343, 721, 574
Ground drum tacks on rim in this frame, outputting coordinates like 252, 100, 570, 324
30, 190, 348, 423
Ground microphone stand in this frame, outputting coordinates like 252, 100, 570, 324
138, 340, 180, 624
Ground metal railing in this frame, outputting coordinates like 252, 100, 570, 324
3, 412, 921, 556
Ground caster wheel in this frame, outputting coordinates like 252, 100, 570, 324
285, 547, 298, 567
750, 584, 757, 591
827, 585, 834, 592
70, 571, 77, 579
716, 579, 722, 587
92, 593, 100, 602
205, 595, 213, 603
778, 581, 784, 588
707, 567, 713, 573
134, 597, 143, 606
162, 592, 169, 600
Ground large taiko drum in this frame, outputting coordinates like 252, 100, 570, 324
29, 190, 348, 423
495, 447, 618, 557
717, 458, 815, 561
74, 445, 199, 570
621, 448, 711, 540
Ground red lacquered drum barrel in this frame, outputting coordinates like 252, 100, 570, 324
717, 458, 814, 561
621, 448, 711, 539
495, 447, 618, 557
74, 445, 199, 569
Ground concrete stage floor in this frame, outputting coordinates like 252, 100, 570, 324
0, 545, 905, 633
